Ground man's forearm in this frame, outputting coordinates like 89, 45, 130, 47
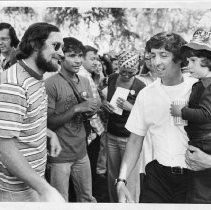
118, 133, 144, 180
47, 106, 78, 130
0, 138, 51, 194
47, 128, 56, 138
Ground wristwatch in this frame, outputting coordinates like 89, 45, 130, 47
114, 178, 127, 186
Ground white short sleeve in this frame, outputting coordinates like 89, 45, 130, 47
125, 89, 148, 136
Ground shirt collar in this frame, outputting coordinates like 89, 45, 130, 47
60, 67, 80, 84
200, 77, 211, 88
19, 60, 43, 80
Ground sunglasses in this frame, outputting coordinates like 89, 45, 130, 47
52, 42, 62, 51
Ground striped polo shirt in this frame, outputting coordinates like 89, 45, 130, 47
0, 61, 47, 192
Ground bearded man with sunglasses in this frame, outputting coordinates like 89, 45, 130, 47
0, 22, 65, 202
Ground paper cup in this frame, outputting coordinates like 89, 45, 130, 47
172, 99, 188, 126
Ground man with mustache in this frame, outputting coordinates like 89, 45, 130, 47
45, 37, 97, 202
0, 22, 64, 202
0, 22, 19, 72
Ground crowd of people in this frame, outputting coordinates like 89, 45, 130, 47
0, 21, 211, 204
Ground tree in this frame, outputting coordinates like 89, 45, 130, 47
1, 7, 211, 54
0, 7, 38, 38
44, 7, 139, 53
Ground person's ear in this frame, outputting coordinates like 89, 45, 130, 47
30, 41, 39, 52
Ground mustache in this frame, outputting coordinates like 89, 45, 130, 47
53, 54, 65, 65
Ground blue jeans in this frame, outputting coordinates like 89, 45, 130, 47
107, 133, 140, 202
0, 188, 39, 202
96, 131, 107, 174
49, 154, 96, 202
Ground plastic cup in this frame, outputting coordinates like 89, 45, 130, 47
172, 99, 188, 126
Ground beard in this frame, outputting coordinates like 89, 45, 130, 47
35, 50, 59, 73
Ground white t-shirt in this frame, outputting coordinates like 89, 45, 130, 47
125, 76, 197, 168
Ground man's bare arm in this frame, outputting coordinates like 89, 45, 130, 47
0, 137, 64, 202
119, 133, 144, 180
47, 99, 98, 131
117, 133, 144, 203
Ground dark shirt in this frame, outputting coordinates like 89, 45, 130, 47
182, 77, 211, 139
45, 71, 93, 163
107, 73, 146, 137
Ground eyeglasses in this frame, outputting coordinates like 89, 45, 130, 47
52, 42, 62, 51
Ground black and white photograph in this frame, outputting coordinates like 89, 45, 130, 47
0, 0, 211, 209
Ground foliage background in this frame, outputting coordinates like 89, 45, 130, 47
1, 6, 211, 55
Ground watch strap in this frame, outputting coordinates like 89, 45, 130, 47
115, 178, 127, 186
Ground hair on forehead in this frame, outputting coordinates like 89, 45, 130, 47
182, 47, 211, 60
181, 47, 211, 71
63, 37, 85, 53
16, 22, 60, 60
146, 32, 187, 63
84, 45, 98, 56
0, 22, 19, 48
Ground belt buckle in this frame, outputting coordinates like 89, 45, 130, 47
171, 166, 183, 174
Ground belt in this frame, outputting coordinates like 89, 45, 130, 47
157, 161, 189, 175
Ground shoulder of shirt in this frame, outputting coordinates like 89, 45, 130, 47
45, 72, 60, 80
136, 79, 158, 98
134, 76, 146, 86
78, 66, 90, 76
45, 72, 63, 88
78, 74, 90, 83
0, 62, 30, 86
183, 74, 198, 85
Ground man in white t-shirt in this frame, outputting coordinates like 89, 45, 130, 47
116, 32, 197, 203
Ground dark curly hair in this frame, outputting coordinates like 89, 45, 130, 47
16, 22, 60, 60
83, 45, 98, 57
0, 22, 19, 48
100, 54, 113, 76
62, 37, 85, 54
146, 32, 187, 63
182, 47, 211, 71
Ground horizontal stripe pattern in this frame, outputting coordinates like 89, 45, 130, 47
0, 62, 48, 192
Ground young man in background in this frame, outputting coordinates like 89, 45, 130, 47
45, 37, 97, 202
